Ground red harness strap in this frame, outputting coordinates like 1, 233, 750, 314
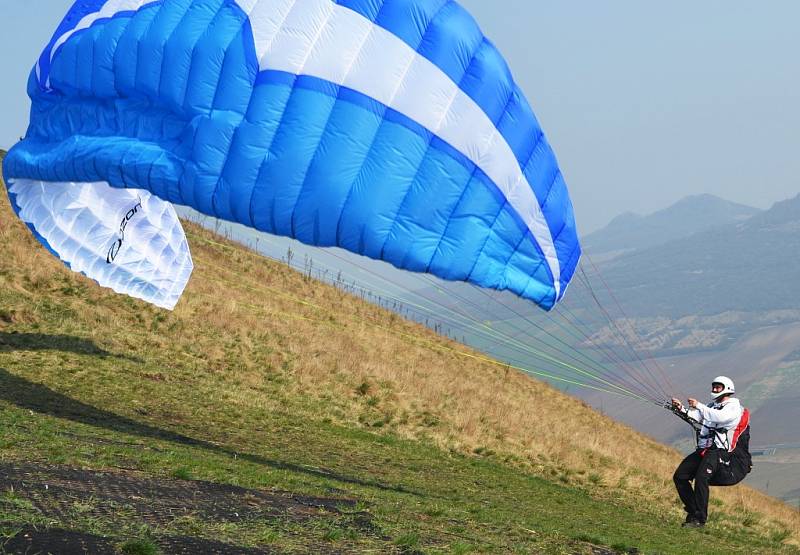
729, 408, 750, 452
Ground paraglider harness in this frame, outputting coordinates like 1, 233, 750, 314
666, 402, 753, 475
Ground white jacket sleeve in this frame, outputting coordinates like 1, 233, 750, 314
692, 399, 742, 429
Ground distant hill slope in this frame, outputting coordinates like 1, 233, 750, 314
583, 194, 760, 256
2, 151, 799, 551
595, 193, 800, 318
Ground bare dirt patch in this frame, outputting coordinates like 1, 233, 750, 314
1, 525, 280, 554
0, 461, 376, 554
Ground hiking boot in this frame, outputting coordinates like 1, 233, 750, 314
681, 520, 705, 528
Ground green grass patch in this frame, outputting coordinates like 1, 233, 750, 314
120, 538, 160, 555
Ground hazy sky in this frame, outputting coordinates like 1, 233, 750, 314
1, 1, 798, 232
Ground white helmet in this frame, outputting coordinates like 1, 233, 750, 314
711, 376, 735, 400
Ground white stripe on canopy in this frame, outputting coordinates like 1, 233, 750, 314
237, 0, 562, 297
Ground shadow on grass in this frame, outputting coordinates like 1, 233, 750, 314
0, 367, 419, 497
0, 332, 141, 362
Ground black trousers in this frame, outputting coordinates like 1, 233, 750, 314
673, 449, 747, 523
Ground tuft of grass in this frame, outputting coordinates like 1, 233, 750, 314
355, 381, 370, 396
0, 524, 22, 540
588, 473, 603, 486
611, 541, 639, 553
321, 526, 344, 542
256, 528, 281, 544
742, 511, 762, 528
120, 538, 160, 555
0, 489, 35, 512
170, 467, 193, 480
393, 531, 421, 550
71, 498, 97, 515
423, 504, 445, 518
574, 532, 605, 545
772, 528, 792, 545
449, 541, 474, 554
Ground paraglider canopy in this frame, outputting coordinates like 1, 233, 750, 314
4, 0, 581, 310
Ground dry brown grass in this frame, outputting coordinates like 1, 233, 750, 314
1, 154, 797, 543
176, 224, 800, 543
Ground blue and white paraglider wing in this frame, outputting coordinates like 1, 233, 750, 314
4, 0, 581, 311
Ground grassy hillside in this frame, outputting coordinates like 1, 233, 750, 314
1, 155, 798, 553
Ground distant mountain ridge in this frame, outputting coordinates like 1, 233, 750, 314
596, 193, 800, 318
583, 194, 760, 256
